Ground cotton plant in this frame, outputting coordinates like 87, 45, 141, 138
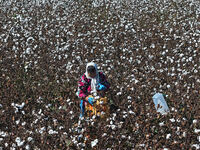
1, 0, 200, 149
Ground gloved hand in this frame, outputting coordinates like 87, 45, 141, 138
88, 97, 95, 105
97, 83, 106, 91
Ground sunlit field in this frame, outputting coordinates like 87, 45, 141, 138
0, 0, 200, 149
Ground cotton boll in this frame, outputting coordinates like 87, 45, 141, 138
176, 89, 180, 94
182, 118, 187, 121
91, 121, 94, 126
72, 137, 78, 144
188, 57, 193, 61
118, 123, 123, 129
38, 127, 45, 134
12, 143, 17, 148
110, 121, 113, 125
92, 115, 96, 120
192, 144, 200, 149
16, 119, 20, 125
167, 85, 170, 88
137, 60, 141, 64
21, 122, 26, 126
121, 135, 126, 139
69, 111, 73, 114
25, 145, 30, 150
162, 51, 166, 55
4, 142, 8, 147
182, 57, 186, 62
171, 107, 175, 111
15, 137, 25, 147
150, 43, 155, 48
198, 136, 200, 142
176, 127, 180, 135
38, 109, 42, 115
127, 96, 132, 100
182, 132, 186, 137
99, 100, 104, 104
159, 122, 165, 126
49, 129, 58, 134
194, 129, 200, 133
166, 134, 171, 139
91, 139, 98, 148
128, 136, 131, 140
133, 79, 139, 84
27, 137, 33, 142
117, 92, 122, 95
193, 120, 197, 124
122, 111, 127, 114
160, 69, 164, 73
129, 110, 135, 114
151, 66, 155, 71
139, 144, 145, 147
111, 125, 116, 130
148, 54, 154, 60
112, 113, 116, 117
170, 118, 175, 122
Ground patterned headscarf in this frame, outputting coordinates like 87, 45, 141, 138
85, 62, 99, 94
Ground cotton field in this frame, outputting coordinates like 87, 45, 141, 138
0, 0, 200, 149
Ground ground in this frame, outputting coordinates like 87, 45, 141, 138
0, 0, 200, 149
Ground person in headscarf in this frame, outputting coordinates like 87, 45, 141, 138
77, 62, 110, 117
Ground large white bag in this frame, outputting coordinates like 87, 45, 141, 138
153, 93, 170, 115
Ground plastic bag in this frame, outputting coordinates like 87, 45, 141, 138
153, 93, 170, 115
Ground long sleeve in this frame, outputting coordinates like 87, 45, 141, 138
77, 74, 89, 99
99, 72, 110, 90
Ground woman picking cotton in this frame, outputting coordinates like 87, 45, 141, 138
76, 62, 110, 118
